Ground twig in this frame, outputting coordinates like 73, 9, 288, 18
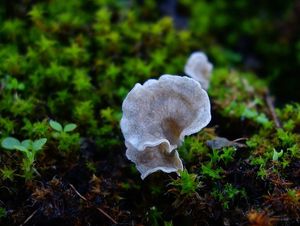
265, 93, 281, 128
96, 207, 118, 224
20, 209, 38, 226
69, 184, 118, 224
69, 184, 87, 201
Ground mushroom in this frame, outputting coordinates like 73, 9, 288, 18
184, 52, 213, 90
120, 74, 211, 153
125, 141, 183, 179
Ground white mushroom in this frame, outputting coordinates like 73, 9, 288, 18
125, 141, 183, 179
184, 52, 213, 90
120, 74, 211, 152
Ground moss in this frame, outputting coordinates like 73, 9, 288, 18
0, 0, 299, 225
171, 170, 201, 196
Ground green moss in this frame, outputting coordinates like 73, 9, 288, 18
0, 167, 15, 181
211, 183, 246, 210
171, 170, 201, 196
0, 0, 299, 225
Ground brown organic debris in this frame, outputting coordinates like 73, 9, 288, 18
247, 210, 277, 226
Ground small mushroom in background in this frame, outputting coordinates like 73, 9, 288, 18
120, 74, 211, 179
184, 51, 213, 90
206, 137, 247, 150
125, 142, 183, 179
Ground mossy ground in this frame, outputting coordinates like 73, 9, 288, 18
0, 1, 299, 225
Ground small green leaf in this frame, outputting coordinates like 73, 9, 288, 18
21, 140, 32, 149
14, 145, 28, 152
32, 138, 47, 151
49, 120, 63, 132
64, 123, 77, 132
272, 149, 283, 161
1, 137, 20, 150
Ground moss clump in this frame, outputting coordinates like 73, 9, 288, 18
0, 1, 299, 225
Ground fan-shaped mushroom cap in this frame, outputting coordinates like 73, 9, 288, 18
125, 141, 183, 179
184, 52, 213, 90
120, 74, 211, 152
